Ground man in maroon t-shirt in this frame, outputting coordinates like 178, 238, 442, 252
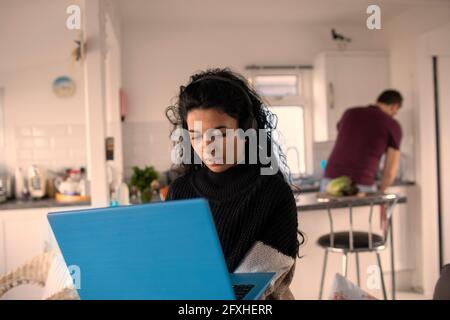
322, 90, 403, 193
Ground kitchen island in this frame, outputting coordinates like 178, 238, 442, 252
294, 191, 406, 299
290, 182, 417, 300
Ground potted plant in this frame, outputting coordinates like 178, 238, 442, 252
130, 166, 159, 203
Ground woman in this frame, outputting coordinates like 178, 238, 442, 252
165, 68, 301, 299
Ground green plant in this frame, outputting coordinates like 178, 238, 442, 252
130, 166, 159, 203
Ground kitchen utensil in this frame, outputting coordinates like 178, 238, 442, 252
0, 176, 7, 203
54, 168, 83, 196
28, 165, 47, 199
55, 192, 90, 203
14, 167, 25, 199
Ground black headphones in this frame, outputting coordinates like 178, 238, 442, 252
187, 75, 258, 130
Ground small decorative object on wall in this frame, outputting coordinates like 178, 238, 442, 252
71, 31, 86, 63
105, 137, 114, 161
53, 76, 76, 98
331, 28, 352, 51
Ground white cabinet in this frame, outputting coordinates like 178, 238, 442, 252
313, 52, 390, 142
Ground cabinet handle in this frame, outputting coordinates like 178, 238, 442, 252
329, 82, 335, 109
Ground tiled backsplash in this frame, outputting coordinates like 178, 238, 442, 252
14, 124, 86, 171
122, 121, 172, 180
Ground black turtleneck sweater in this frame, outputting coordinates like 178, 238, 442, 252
166, 163, 299, 272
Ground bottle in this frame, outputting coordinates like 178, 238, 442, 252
117, 182, 130, 205
0, 176, 6, 203
14, 167, 25, 200
78, 167, 88, 197
109, 190, 119, 207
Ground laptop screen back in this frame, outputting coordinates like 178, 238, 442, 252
48, 198, 235, 300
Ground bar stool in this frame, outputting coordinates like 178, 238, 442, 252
317, 193, 399, 300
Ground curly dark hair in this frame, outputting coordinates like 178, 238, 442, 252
166, 68, 292, 179
165, 67, 305, 253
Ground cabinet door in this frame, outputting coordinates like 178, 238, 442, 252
327, 54, 389, 141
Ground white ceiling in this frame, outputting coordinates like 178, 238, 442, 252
1, 0, 449, 72
117, 0, 450, 25
0, 0, 79, 72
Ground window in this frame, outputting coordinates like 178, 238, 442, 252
248, 70, 313, 176
270, 106, 306, 176
253, 75, 299, 98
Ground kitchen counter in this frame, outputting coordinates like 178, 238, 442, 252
295, 192, 407, 211
293, 179, 415, 194
0, 198, 91, 211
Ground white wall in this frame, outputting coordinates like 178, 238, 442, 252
0, 62, 86, 174
382, 4, 450, 295
383, 4, 450, 183
121, 22, 387, 175
0, 0, 87, 174
416, 21, 450, 296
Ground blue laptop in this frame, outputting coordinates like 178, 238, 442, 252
47, 198, 274, 300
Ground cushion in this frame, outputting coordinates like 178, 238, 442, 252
318, 231, 384, 249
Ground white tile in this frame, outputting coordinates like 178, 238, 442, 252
16, 126, 32, 137
126, 132, 152, 143
33, 137, 49, 148
67, 124, 86, 137
69, 148, 86, 160
32, 161, 49, 168
49, 148, 69, 160
17, 160, 34, 169
131, 146, 150, 157
46, 125, 69, 137
16, 149, 33, 160
33, 125, 68, 138
33, 148, 68, 161
31, 126, 47, 137
50, 161, 79, 171
19, 138, 34, 148
50, 137, 85, 148
33, 148, 52, 160
49, 137, 56, 148
123, 121, 173, 173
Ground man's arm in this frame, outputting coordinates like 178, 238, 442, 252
378, 147, 400, 193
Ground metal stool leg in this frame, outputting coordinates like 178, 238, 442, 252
319, 250, 329, 300
389, 218, 396, 300
376, 252, 387, 300
355, 252, 361, 287
342, 252, 348, 277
